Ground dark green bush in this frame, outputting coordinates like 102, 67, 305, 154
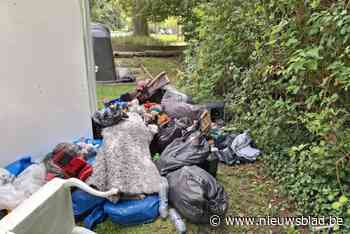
180, 0, 350, 230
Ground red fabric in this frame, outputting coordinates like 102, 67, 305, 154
78, 164, 93, 181
144, 102, 158, 110
47, 149, 91, 181
63, 157, 86, 177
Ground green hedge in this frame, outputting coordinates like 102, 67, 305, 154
181, 0, 350, 231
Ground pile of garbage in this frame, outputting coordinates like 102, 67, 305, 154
0, 71, 262, 232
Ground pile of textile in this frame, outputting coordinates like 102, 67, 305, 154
87, 113, 160, 200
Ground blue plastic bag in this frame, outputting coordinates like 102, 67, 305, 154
84, 206, 106, 230
5, 157, 33, 176
72, 189, 106, 218
104, 195, 160, 226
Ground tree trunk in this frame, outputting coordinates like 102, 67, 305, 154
133, 0, 149, 36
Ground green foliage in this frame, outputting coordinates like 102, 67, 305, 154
181, 0, 350, 230
112, 35, 166, 46
90, 0, 125, 30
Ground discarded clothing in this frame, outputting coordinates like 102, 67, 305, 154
231, 130, 261, 161
167, 166, 228, 224
87, 113, 161, 201
0, 164, 46, 210
92, 106, 128, 128
214, 131, 261, 165
73, 138, 101, 164
44, 143, 93, 181
158, 130, 210, 176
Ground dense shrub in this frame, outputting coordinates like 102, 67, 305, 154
180, 0, 350, 231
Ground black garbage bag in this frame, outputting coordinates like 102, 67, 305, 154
161, 101, 205, 121
158, 131, 210, 176
150, 118, 193, 155
167, 166, 229, 224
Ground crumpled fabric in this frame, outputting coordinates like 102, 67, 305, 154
0, 164, 46, 210
231, 131, 261, 161
87, 113, 161, 202
214, 131, 261, 165
92, 107, 128, 128
43, 142, 95, 180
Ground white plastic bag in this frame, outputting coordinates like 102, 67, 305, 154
13, 164, 46, 196
0, 168, 14, 186
0, 164, 46, 210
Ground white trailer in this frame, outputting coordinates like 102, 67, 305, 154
0, 0, 97, 166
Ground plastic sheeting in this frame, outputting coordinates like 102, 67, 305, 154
104, 195, 160, 226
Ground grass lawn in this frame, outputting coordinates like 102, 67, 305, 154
111, 34, 185, 47
96, 84, 135, 109
95, 81, 299, 234
115, 57, 182, 82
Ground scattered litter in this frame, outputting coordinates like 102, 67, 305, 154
0, 70, 264, 231
167, 166, 228, 224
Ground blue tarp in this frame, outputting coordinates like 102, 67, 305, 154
104, 195, 160, 226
